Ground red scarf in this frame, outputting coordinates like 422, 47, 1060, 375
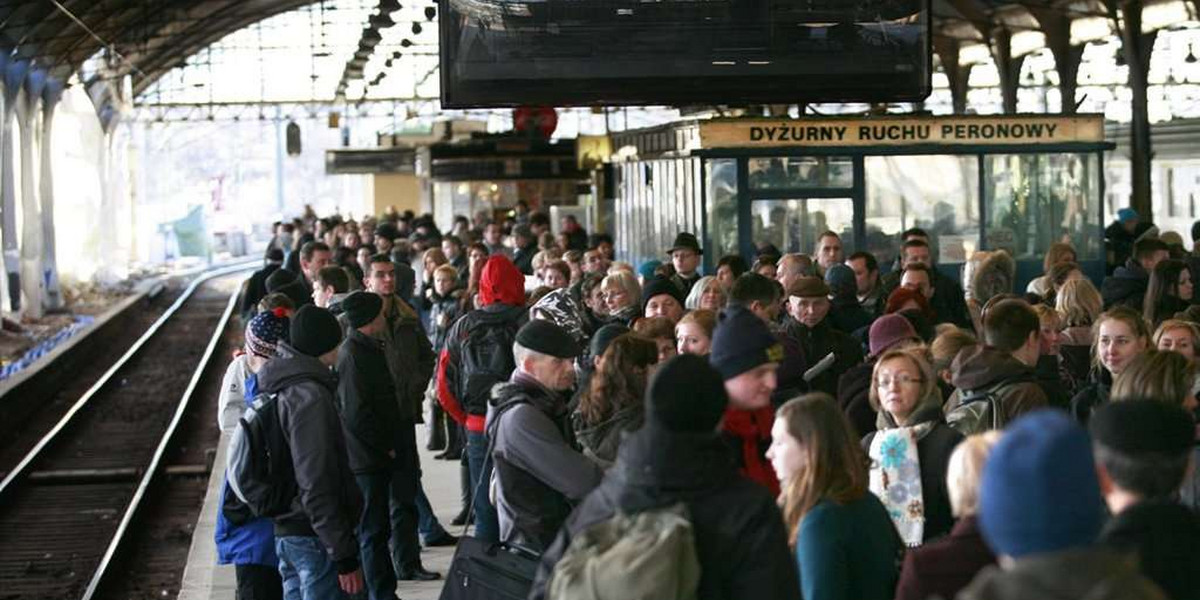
722, 406, 780, 496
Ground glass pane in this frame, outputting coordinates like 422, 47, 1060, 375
984, 153, 1101, 262
750, 198, 855, 255
864, 155, 981, 266
748, 156, 853, 190
706, 158, 739, 259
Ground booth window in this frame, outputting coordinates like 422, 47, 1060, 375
864, 155, 981, 268
750, 198, 855, 256
748, 156, 853, 190
616, 157, 705, 265
983, 153, 1101, 262
706, 159, 739, 260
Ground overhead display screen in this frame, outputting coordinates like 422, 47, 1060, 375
438, 0, 931, 108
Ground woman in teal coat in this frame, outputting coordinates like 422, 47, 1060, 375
768, 393, 903, 600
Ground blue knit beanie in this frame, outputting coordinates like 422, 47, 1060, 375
709, 305, 782, 380
979, 410, 1104, 558
1117, 207, 1139, 224
638, 260, 662, 281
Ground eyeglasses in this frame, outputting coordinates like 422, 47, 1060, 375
875, 374, 923, 388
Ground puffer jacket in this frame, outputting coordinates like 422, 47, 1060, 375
529, 424, 801, 600
958, 548, 1166, 600
379, 294, 436, 421
946, 346, 1047, 425
1101, 259, 1150, 310
257, 342, 363, 573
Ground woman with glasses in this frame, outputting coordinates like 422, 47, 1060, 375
863, 347, 963, 545
600, 271, 642, 326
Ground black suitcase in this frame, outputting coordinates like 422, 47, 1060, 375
438, 536, 541, 600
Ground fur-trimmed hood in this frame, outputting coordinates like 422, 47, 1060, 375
964, 251, 1016, 303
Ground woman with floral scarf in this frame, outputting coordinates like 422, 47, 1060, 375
863, 347, 963, 545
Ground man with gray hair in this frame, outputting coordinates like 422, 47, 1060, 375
776, 253, 815, 301
486, 320, 603, 551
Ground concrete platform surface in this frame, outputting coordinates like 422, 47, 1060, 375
180, 427, 465, 600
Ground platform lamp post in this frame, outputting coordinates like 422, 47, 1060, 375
0, 56, 28, 313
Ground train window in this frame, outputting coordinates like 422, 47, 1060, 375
984, 153, 1101, 262
748, 156, 853, 190
707, 159, 740, 259
750, 198, 854, 256
864, 155, 980, 267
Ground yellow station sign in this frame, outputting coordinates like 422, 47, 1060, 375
698, 115, 1105, 149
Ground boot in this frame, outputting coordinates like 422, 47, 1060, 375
437, 421, 464, 460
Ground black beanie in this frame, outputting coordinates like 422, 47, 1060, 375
709, 305, 783, 380
1090, 400, 1195, 456
341, 291, 383, 329
266, 268, 298, 293
589, 324, 629, 361
648, 354, 728, 432
641, 277, 685, 314
516, 319, 581, 359
290, 305, 343, 357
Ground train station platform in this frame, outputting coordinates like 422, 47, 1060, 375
179, 428, 462, 600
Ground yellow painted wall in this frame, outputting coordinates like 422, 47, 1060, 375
370, 173, 422, 217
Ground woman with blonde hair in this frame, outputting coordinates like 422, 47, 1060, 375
1070, 306, 1152, 424
1027, 242, 1077, 297
600, 271, 641, 326
768, 394, 901, 600
1110, 349, 1199, 412
864, 348, 963, 544
1154, 319, 1200, 363
894, 432, 1001, 600
1056, 277, 1103, 383
684, 275, 726, 311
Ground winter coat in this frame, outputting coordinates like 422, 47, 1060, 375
215, 372, 278, 568
957, 547, 1166, 600
1035, 354, 1072, 411
218, 354, 251, 432
1070, 369, 1112, 426
379, 294, 436, 421
486, 372, 603, 552
1102, 259, 1151, 310
240, 262, 281, 323
513, 241, 538, 275
829, 295, 873, 339
785, 318, 864, 400
1059, 326, 1094, 386
946, 346, 1048, 426
257, 342, 363, 573
336, 330, 404, 474
1100, 499, 1200, 600
427, 291, 461, 351
437, 302, 527, 432
862, 403, 963, 542
837, 358, 877, 438
1105, 220, 1146, 274
573, 404, 644, 470
860, 283, 887, 318
895, 516, 995, 600
795, 494, 902, 600
671, 271, 702, 298
529, 424, 801, 600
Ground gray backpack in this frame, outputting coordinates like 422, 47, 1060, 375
945, 388, 1003, 436
548, 503, 700, 600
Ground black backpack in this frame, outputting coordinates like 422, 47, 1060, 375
459, 320, 519, 411
226, 392, 298, 518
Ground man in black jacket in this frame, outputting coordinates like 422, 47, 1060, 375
1101, 237, 1169, 310
487, 320, 602, 551
1092, 401, 1200, 600
338, 292, 442, 599
880, 239, 971, 329
530, 355, 801, 600
783, 277, 863, 399
257, 306, 363, 599
240, 248, 283, 324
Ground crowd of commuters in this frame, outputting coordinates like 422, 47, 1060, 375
221, 204, 1200, 600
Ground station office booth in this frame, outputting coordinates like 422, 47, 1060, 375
608, 114, 1113, 289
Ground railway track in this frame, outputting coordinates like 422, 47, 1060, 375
0, 264, 253, 600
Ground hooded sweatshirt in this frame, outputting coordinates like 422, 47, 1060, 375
946, 346, 1048, 426
257, 342, 363, 574
437, 255, 528, 432
958, 547, 1166, 600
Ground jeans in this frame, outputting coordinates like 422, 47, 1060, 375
415, 482, 449, 543
275, 536, 346, 600
356, 473, 399, 600
465, 430, 499, 543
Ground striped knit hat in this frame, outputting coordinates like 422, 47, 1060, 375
245, 307, 289, 358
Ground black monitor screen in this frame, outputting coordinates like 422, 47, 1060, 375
438, 0, 932, 108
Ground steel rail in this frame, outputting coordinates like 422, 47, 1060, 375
81, 266, 246, 600
0, 261, 254, 500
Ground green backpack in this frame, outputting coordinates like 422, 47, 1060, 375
548, 503, 700, 600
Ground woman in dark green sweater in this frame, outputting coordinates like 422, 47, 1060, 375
768, 394, 903, 600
